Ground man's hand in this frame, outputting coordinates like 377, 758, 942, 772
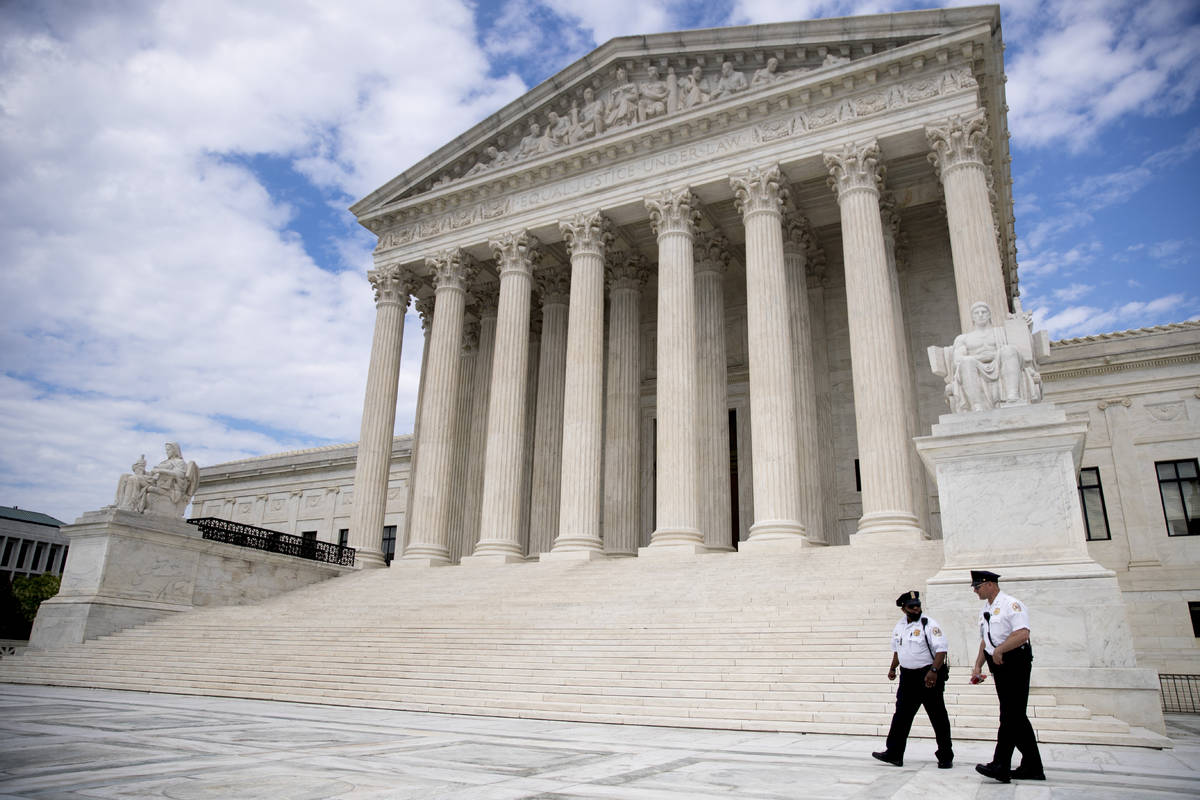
887, 668, 897, 681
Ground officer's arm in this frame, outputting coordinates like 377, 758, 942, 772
887, 653, 900, 680
972, 640, 986, 676
995, 627, 1029, 657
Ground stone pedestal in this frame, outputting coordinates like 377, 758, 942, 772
917, 404, 1165, 734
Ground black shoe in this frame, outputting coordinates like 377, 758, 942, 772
872, 751, 903, 767
937, 760, 953, 769
1011, 766, 1046, 780
975, 763, 1011, 783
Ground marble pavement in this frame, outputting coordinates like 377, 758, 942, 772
1, 685, 1197, 799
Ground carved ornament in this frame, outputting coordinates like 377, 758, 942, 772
645, 187, 701, 237
926, 108, 990, 178
824, 140, 885, 200
489, 230, 542, 278
730, 164, 787, 219
426, 249, 477, 293
367, 263, 416, 306
559, 211, 613, 257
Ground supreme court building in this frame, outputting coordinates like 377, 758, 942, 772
193, 6, 1200, 678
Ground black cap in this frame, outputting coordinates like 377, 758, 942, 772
896, 590, 921, 607
970, 570, 1001, 587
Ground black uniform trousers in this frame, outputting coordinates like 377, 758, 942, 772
984, 645, 1042, 771
884, 665, 953, 761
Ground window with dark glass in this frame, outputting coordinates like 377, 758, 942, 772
338, 528, 349, 549
47, 545, 61, 574
1190, 602, 1200, 637
301, 530, 317, 557
1078, 467, 1111, 541
16, 540, 31, 571
0, 539, 14, 568
382, 525, 396, 565
32, 542, 46, 571
1157, 459, 1200, 536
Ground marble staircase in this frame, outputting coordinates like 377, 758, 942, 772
0, 540, 1166, 746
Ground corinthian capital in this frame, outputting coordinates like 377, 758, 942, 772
606, 251, 650, 291
489, 230, 542, 277
535, 264, 571, 305
426, 249, 477, 293
559, 211, 613, 257
824, 140, 885, 201
695, 231, 732, 276
926, 109, 990, 178
644, 187, 701, 237
367, 263, 416, 306
730, 164, 787, 219
414, 295, 435, 331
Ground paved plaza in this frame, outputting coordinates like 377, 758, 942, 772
0, 685, 1197, 798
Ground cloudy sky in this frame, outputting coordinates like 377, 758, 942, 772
2, 0, 1198, 523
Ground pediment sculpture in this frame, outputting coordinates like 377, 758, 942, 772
928, 301, 1050, 414
114, 442, 200, 517
443, 53, 855, 186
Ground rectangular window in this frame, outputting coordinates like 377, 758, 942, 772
338, 528, 349, 548
0, 538, 13, 568
47, 545, 61, 574
31, 542, 46, 572
1190, 602, 1200, 637
382, 525, 396, 565
1157, 459, 1200, 536
854, 459, 861, 493
16, 540, 31, 571
1078, 467, 1111, 541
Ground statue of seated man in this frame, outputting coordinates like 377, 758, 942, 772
928, 301, 1047, 414
114, 442, 199, 517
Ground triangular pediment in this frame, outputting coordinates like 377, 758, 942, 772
351, 5, 1001, 225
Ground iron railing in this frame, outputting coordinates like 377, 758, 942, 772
1160, 674, 1200, 713
187, 517, 355, 567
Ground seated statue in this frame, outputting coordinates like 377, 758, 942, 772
114, 442, 200, 517
928, 301, 1049, 414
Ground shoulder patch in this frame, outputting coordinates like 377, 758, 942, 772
931, 627, 942, 636
1012, 602, 1022, 612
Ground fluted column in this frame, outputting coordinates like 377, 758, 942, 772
806, 264, 844, 545
348, 263, 414, 567
824, 141, 923, 542
603, 252, 647, 556
401, 296, 433, 554
403, 250, 476, 564
518, 318, 540, 556
694, 233, 733, 551
528, 268, 570, 556
445, 318, 478, 563
783, 215, 826, 545
731, 165, 806, 545
644, 188, 704, 552
469, 231, 541, 563
927, 109, 1009, 330
546, 211, 611, 559
461, 293, 497, 554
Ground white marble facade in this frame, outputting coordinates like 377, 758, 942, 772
192, 8, 1200, 675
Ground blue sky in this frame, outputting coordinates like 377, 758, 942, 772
1, 0, 1198, 522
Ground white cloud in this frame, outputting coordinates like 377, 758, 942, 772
1052, 283, 1093, 302
1029, 292, 1199, 339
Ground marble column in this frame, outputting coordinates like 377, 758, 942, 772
469, 231, 541, 563
401, 296, 433, 554
783, 215, 826, 545
528, 267, 570, 556
825, 141, 923, 541
603, 252, 647, 557
445, 318, 478, 563
462, 293, 498, 554
644, 188, 704, 552
880, 195, 933, 539
926, 109, 1009, 330
348, 263, 414, 568
403, 249, 475, 564
518, 318, 541, 556
731, 165, 806, 544
546, 211, 611, 559
694, 233, 733, 551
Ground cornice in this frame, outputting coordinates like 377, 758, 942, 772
1042, 353, 1200, 382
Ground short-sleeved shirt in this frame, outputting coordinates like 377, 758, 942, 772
891, 615, 948, 669
979, 590, 1030, 655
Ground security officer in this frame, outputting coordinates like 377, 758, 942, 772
970, 570, 1045, 783
871, 590, 953, 769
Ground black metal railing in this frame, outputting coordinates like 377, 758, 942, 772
187, 517, 355, 567
1160, 674, 1200, 713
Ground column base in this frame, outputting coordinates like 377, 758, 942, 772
354, 550, 388, 569
638, 542, 708, 558
738, 536, 814, 555
648, 526, 704, 548
852, 511, 923, 544
540, 548, 607, 563
747, 519, 806, 540
396, 555, 451, 567
460, 552, 526, 566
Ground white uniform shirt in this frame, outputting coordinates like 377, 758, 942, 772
978, 590, 1030, 655
891, 615, 949, 669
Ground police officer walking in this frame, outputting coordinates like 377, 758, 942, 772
970, 570, 1045, 783
872, 590, 954, 769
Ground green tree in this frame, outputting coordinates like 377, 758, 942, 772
12, 573, 60, 624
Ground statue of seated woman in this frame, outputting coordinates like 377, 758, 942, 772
114, 442, 200, 517
928, 301, 1048, 414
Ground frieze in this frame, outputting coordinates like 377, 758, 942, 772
376, 66, 977, 252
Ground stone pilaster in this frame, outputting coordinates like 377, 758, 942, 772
528, 267, 570, 556
461, 292, 497, 555
731, 165, 806, 545
445, 318, 478, 563
469, 232, 541, 563
694, 233, 733, 551
403, 249, 476, 564
926, 109, 1009, 330
546, 211, 611, 559
348, 263, 414, 568
783, 215, 826, 545
643, 188, 704, 552
1098, 398, 1162, 568
824, 141, 923, 542
603, 251, 647, 556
